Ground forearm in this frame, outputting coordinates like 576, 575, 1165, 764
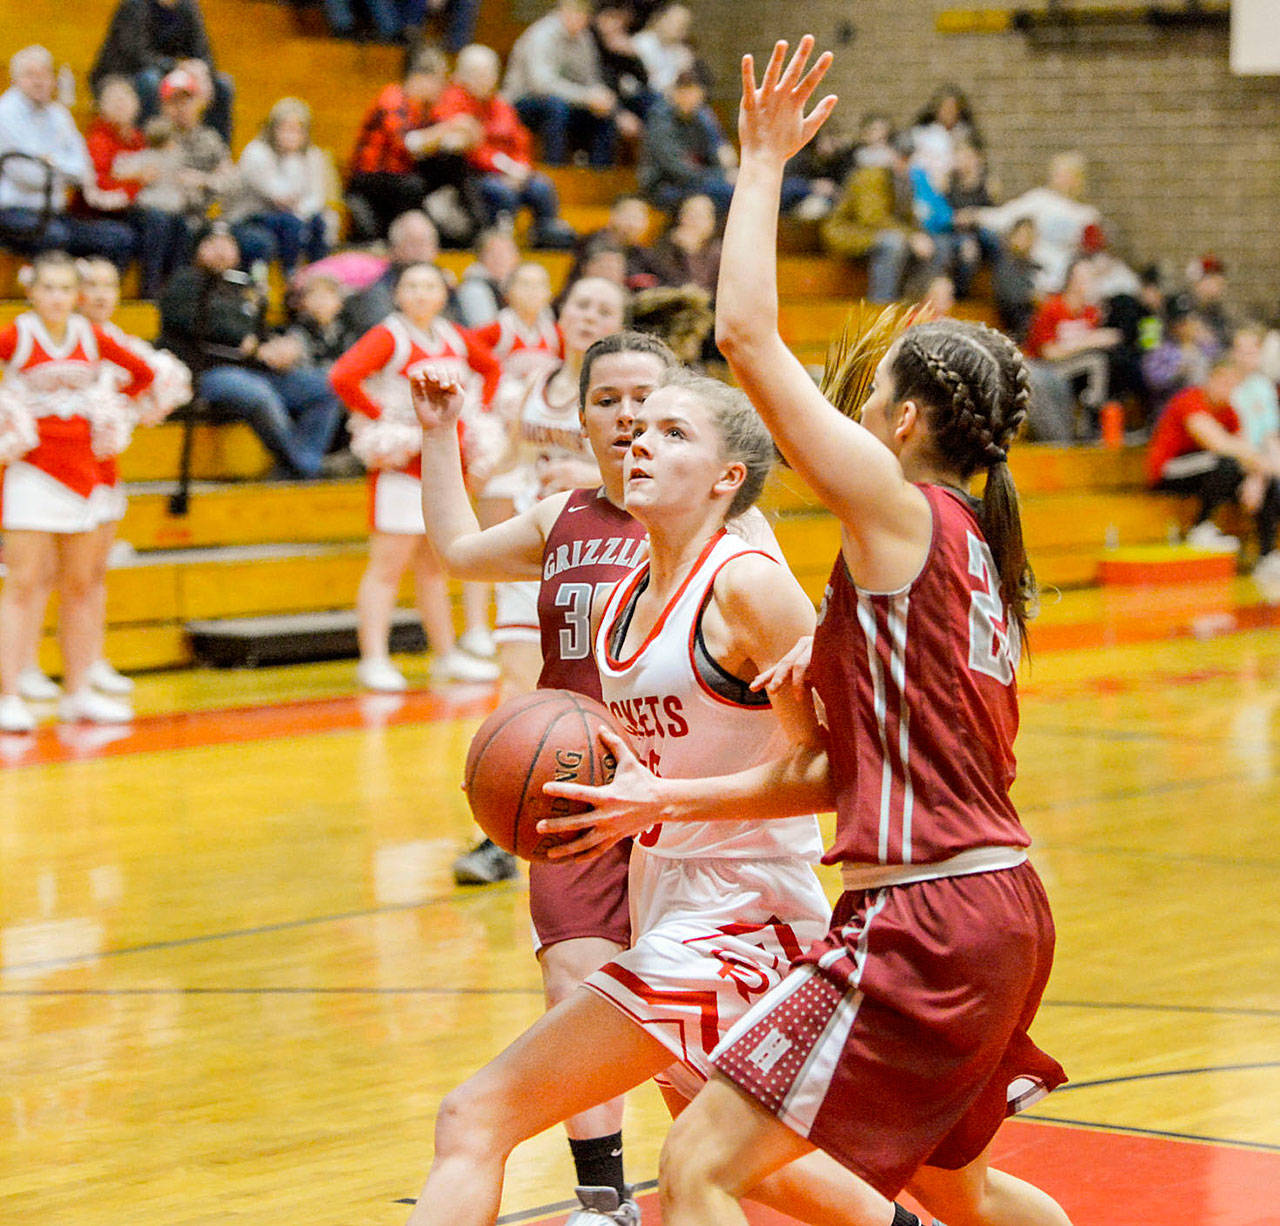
418, 429, 494, 578
716, 155, 784, 358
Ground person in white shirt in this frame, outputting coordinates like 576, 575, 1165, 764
0, 46, 135, 270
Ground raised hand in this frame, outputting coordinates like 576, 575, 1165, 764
538, 728, 666, 861
409, 361, 465, 431
738, 36, 838, 165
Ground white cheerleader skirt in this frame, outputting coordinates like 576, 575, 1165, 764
370, 470, 426, 535
2, 461, 102, 534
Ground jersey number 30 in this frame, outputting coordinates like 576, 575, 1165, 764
966, 533, 1016, 686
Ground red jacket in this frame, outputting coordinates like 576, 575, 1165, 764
349, 83, 430, 177
432, 83, 532, 174
85, 118, 147, 203
1145, 386, 1241, 486
1023, 295, 1101, 360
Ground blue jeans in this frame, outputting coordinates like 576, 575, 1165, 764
867, 229, 910, 303
233, 212, 329, 272
649, 172, 734, 217
122, 206, 187, 297
135, 65, 235, 144
0, 209, 135, 270
476, 172, 559, 227
514, 95, 616, 168
198, 365, 344, 478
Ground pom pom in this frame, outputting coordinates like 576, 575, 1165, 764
135, 350, 192, 426
0, 387, 38, 464
459, 405, 510, 487
348, 417, 421, 470
89, 391, 136, 459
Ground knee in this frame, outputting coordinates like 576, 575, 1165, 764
433, 1079, 513, 1162
659, 1113, 740, 1204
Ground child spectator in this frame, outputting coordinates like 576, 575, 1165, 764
328, 262, 502, 690
287, 275, 360, 369
637, 70, 735, 215
229, 97, 336, 274
943, 138, 997, 297
1141, 302, 1217, 410
81, 75, 188, 297
566, 193, 659, 290
1181, 253, 1235, 349
454, 228, 521, 327
434, 45, 577, 249
346, 49, 477, 242
992, 216, 1040, 343
90, 0, 236, 142
0, 251, 155, 734
1146, 358, 1280, 572
643, 191, 721, 295
503, 0, 628, 168
1229, 325, 1280, 538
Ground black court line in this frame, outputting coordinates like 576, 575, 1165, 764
1043, 998, 1280, 1020
1050, 1061, 1280, 1093
394, 1180, 660, 1221
0, 884, 523, 976
1020, 1113, 1280, 1154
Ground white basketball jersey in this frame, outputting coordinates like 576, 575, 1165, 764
594, 531, 823, 862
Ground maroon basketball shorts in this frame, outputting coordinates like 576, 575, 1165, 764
712, 861, 1067, 1198
528, 838, 633, 952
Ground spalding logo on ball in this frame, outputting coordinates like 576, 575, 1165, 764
464, 689, 624, 860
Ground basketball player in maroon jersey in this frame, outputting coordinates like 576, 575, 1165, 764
543, 39, 1072, 1226
412, 330, 671, 1224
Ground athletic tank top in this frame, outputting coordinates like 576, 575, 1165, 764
362, 313, 478, 426
809, 484, 1028, 868
488, 307, 561, 380
595, 530, 824, 862
537, 486, 647, 698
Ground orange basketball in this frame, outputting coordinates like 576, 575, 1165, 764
464, 689, 621, 861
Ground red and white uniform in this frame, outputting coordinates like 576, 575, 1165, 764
712, 486, 1065, 1198
473, 307, 562, 383
0, 312, 153, 534
584, 531, 828, 1100
490, 365, 598, 643
329, 313, 500, 534
527, 486, 647, 952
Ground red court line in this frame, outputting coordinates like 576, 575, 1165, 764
0, 686, 499, 769
525, 1121, 1280, 1225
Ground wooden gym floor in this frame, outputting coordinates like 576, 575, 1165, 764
2, 583, 1279, 1226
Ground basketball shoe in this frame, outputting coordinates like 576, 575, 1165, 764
451, 837, 517, 885
563, 1186, 640, 1226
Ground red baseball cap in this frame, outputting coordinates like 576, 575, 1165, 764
159, 67, 200, 100
1079, 223, 1107, 254
1194, 252, 1225, 277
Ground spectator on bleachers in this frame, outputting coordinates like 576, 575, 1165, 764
1176, 253, 1235, 350
1023, 255, 1121, 436
1229, 326, 1280, 494
346, 48, 477, 243
435, 45, 576, 250
920, 273, 956, 318
905, 85, 978, 188
90, 0, 235, 143
226, 98, 336, 275
0, 47, 135, 272
454, 227, 521, 327
286, 275, 360, 369
819, 150, 933, 303
942, 138, 997, 297
590, 4, 657, 127
81, 75, 188, 298
992, 216, 1039, 344
783, 117, 857, 220
566, 193, 658, 290
503, 0, 626, 168
643, 191, 720, 295
977, 150, 1101, 294
1140, 302, 1217, 410
631, 4, 695, 95
340, 209, 456, 335
159, 222, 345, 479
1146, 357, 1280, 571
637, 69, 735, 215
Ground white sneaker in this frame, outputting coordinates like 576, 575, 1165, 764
356, 657, 408, 692
457, 627, 497, 660
433, 648, 500, 684
1252, 552, 1280, 585
58, 688, 132, 725
0, 694, 37, 733
564, 1187, 640, 1226
87, 659, 135, 696
1185, 521, 1241, 553
18, 666, 61, 701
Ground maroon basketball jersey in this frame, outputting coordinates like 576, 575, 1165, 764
537, 487, 647, 698
809, 484, 1027, 867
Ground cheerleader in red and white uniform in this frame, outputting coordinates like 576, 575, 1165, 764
328, 261, 503, 692
471, 261, 563, 387
0, 252, 155, 733
17, 258, 194, 708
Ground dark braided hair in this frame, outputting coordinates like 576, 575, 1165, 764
890, 320, 1036, 652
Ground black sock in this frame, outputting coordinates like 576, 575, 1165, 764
568, 1131, 626, 1199
891, 1205, 922, 1226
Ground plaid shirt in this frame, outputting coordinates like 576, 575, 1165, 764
349, 83, 428, 177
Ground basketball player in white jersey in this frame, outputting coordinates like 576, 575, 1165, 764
403, 367, 906, 1226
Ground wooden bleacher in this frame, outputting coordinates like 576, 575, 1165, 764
0, 0, 1206, 674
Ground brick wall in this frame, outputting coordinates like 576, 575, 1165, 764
687, 1, 1280, 311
